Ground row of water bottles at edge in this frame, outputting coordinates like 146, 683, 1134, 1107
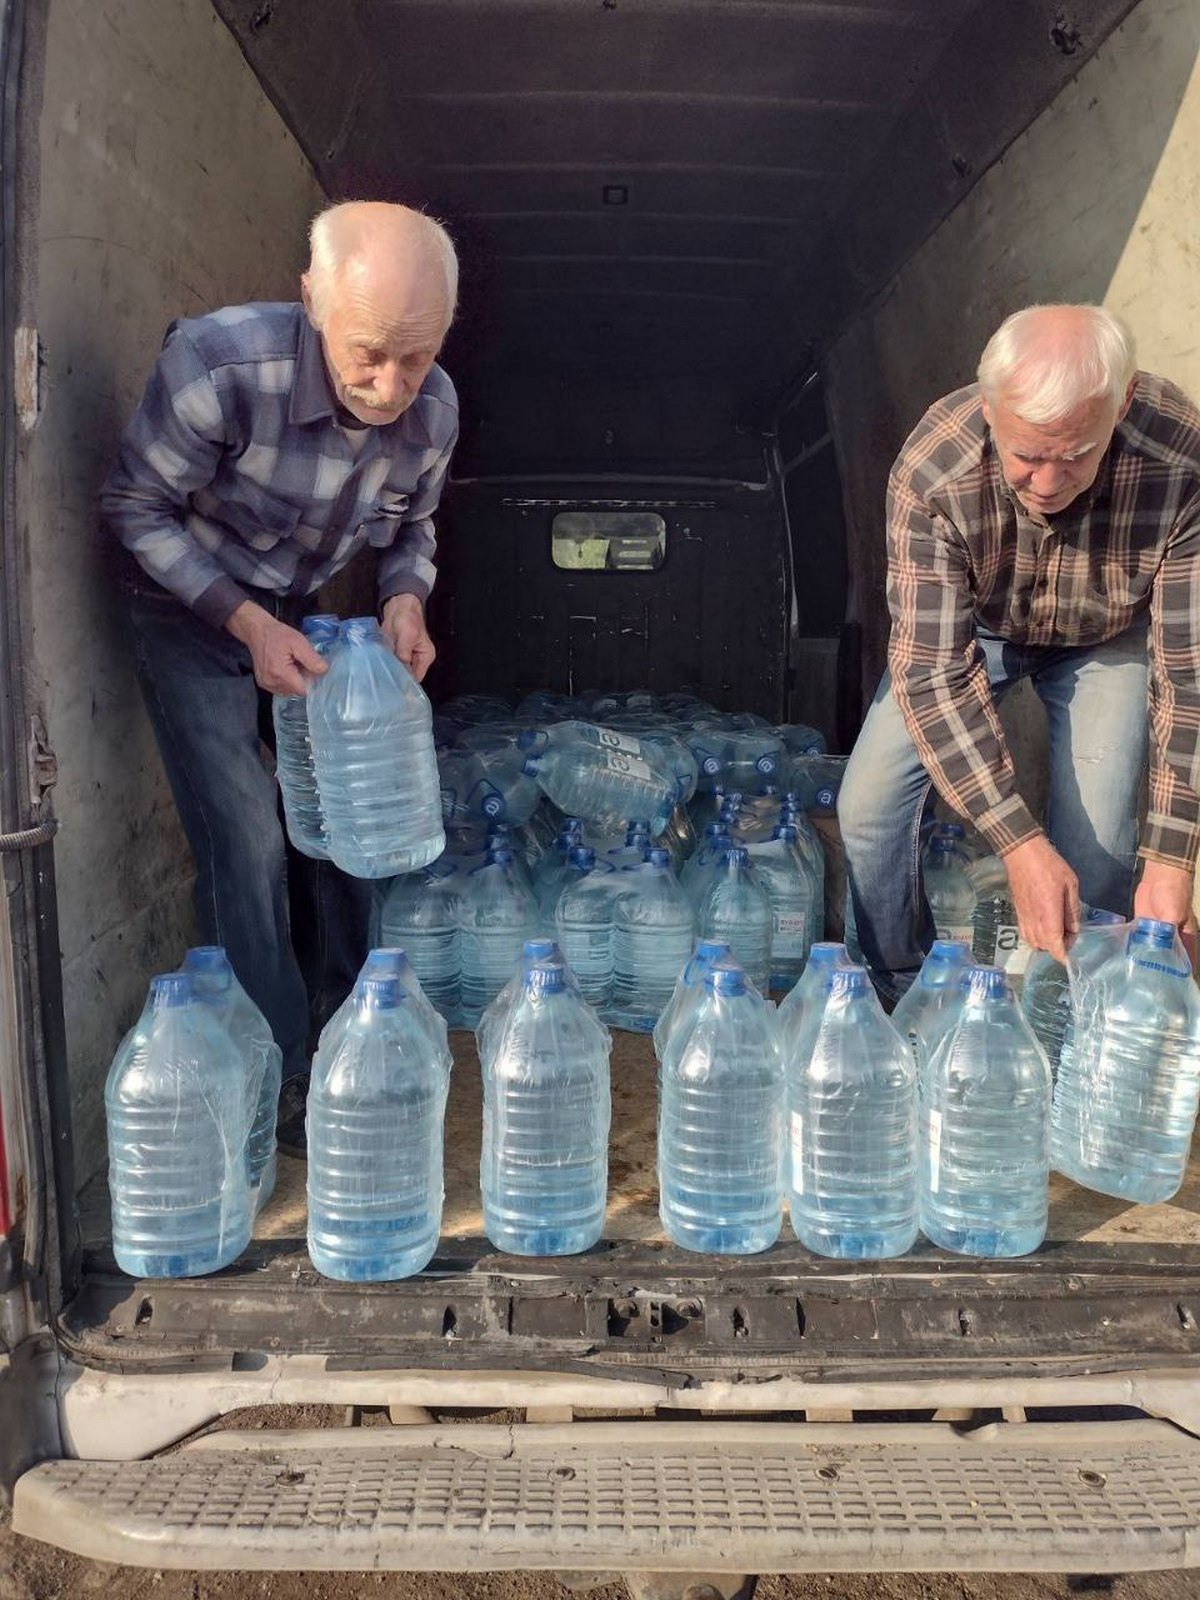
273, 613, 445, 879
105, 947, 282, 1278
376, 793, 824, 1032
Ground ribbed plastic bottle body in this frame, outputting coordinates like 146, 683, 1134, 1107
379, 870, 462, 1019
481, 975, 612, 1255
920, 976, 1051, 1257
458, 858, 539, 1027
105, 976, 252, 1277
788, 973, 918, 1258
272, 615, 339, 859
658, 975, 784, 1254
923, 845, 977, 945
307, 619, 445, 878
1021, 914, 1126, 1083
697, 853, 772, 991
747, 833, 819, 990
554, 872, 617, 1007
307, 982, 449, 1281
610, 857, 697, 1031
889, 940, 972, 1087
1051, 923, 1200, 1203
182, 948, 283, 1211
525, 741, 676, 837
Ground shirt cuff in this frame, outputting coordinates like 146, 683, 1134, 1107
192, 573, 253, 630
1139, 813, 1200, 874
378, 574, 431, 607
972, 794, 1042, 858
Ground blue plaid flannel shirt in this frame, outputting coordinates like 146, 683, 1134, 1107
100, 302, 458, 629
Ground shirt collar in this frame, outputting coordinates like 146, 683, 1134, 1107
289, 311, 340, 426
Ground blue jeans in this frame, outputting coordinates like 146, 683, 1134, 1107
837, 625, 1149, 1000
128, 589, 371, 1081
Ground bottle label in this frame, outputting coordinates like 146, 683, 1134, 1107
815, 787, 836, 809
789, 1110, 804, 1193
773, 910, 808, 955
756, 754, 777, 775
935, 921, 975, 945
603, 750, 655, 781
596, 726, 643, 756
926, 1108, 943, 1194
993, 922, 1032, 977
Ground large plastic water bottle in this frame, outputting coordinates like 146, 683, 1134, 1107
307, 616, 445, 878
921, 966, 1051, 1257
523, 734, 677, 838
307, 975, 449, 1280
554, 847, 618, 1007
481, 958, 612, 1255
1051, 918, 1200, 1204
747, 824, 821, 992
604, 820, 653, 872
788, 966, 918, 1259
320, 947, 451, 1071
923, 833, 977, 944
681, 822, 731, 908
105, 972, 252, 1277
890, 939, 973, 1084
1021, 908, 1126, 1081
658, 961, 784, 1253
272, 613, 340, 858
652, 938, 732, 1060
458, 849, 539, 1027
776, 941, 850, 1051
180, 946, 282, 1211
379, 865, 461, 1021
610, 848, 697, 1031
697, 847, 773, 993
438, 739, 541, 830
531, 818, 584, 913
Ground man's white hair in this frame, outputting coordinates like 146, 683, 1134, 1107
977, 304, 1137, 423
306, 201, 458, 331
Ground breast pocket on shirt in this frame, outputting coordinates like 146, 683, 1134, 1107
360, 491, 411, 549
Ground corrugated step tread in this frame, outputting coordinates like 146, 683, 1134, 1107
14, 1419, 1200, 1572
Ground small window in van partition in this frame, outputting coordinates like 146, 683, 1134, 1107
551, 510, 666, 572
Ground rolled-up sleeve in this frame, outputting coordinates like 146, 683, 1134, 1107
887, 467, 1040, 855
99, 327, 247, 627
1144, 494, 1200, 869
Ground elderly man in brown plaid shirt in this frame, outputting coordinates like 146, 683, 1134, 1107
838, 304, 1200, 998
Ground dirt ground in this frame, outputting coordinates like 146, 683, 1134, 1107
4, 1519, 1200, 1600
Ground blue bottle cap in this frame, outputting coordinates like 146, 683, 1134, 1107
523, 938, 558, 960
521, 755, 542, 777
526, 960, 566, 995
486, 847, 514, 865
963, 965, 1008, 1000
703, 822, 728, 841
150, 973, 192, 1008
725, 846, 749, 869
358, 975, 401, 1008
363, 948, 413, 979
928, 939, 970, 964
568, 845, 596, 869
695, 938, 731, 963
1131, 917, 1177, 950
626, 819, 650, 834
516, 728, 544, 753
646, 847, 672, 868
181, 945, 229, 973
828, 966, 868, 998
771, 824, 798, 842
706, 961, 747, 996
302, 613, 340, 644
341, 616, 383, 645
808, 942, 849, 969
1085, 907, 1125, 926
781, 792, 800, 806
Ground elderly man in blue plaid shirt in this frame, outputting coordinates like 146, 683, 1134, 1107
101, 201, 459, 1154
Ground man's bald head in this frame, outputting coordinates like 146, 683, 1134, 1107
978, 304, 1136, 425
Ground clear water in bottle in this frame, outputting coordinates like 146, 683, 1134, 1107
272, 614, 340, 859
890, 939, 972, 1086
379, 864, 462, 1022
180, 946, 282, 1212
307, 616, 445, 878
307, 975, 449, 1280
1051, 917, 1200, 1203
610, 848, 697, 1031
923, 835, 977, 944
652, 938, 732, 1061
788, 965, 918, 1259
921, 966, 1051, 1257
680, 822, 732, 908
697, 846, 772, 992
105, 972, 252, 1278
320, 946, 451, 1070
1021, 908, 1125, 1082
658, 961, 784, 1254
458, 849, 539, 1028
481, 959, 612, 1255
522, 735, 677, 838
747, 824, 821, 992
776, 941, 850, 1053
554, 847, 618, 1008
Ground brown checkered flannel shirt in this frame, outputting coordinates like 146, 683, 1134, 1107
886, 372, 1200, 869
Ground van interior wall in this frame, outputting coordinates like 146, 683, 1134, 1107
823, 0, 1199, 823
18, 0, 324, 1186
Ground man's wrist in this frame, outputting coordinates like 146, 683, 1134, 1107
225, 599, 274, 645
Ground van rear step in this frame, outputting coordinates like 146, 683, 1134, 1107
14, 1419, 1200, 1573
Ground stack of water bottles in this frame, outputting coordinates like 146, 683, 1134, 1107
273, 614, 445, 878
105, 945, 282, 1278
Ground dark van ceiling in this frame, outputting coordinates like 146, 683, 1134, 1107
215, 0, 1135, 426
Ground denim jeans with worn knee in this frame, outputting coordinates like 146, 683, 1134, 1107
127, 588, 371, 1081
837, 624, 1149, 1001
